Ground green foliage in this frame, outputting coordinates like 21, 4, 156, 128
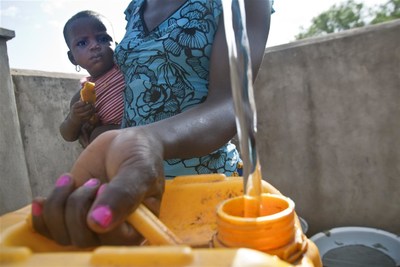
296, 0, 400, 40
370, 0, 400, 23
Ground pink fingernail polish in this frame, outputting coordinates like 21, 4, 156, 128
91, 205, 112, 228
32, 202, 42, 216
55, 175, 71, 187
96, 184, 107, 196
84, 178, 99, 187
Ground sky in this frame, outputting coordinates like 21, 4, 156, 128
0, 0, 387, 75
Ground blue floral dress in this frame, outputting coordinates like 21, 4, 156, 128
115, 0, 241, 179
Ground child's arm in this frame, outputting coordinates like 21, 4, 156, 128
60, 90, 95, 142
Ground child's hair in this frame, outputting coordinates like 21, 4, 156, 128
63, 10, 108, 48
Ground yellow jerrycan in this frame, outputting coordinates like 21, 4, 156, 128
0, 174, 321, 267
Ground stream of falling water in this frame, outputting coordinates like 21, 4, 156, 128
221, 0, 263, 217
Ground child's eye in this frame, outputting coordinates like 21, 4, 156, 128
76, 40, 88, 47
98, 35, 112, 44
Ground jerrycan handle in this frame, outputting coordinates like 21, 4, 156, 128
25, 204, 182, 246
127, 204, 183, 245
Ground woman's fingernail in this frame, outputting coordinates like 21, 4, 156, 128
96, 184, 107, 196
91, 205, 112, 228
84, 178, 99, 188
55, 174, 71, 187
32, 201, 42, 216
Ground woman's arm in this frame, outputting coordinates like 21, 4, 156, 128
147, 0, 271, 160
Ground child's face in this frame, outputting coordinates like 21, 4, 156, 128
67, 17, 115, 78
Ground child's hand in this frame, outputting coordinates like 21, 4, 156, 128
69, 100, 95, 125
31, 128, 165, 247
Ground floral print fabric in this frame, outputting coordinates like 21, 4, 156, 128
115, 0, 240, 178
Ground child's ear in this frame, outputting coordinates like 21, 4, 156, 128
67, 51, 77, 65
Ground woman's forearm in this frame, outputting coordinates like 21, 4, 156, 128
146, 96, 236, 160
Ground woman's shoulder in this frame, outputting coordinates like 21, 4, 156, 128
123, 0, 143, 22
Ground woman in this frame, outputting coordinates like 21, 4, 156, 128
32, 0, 272, 247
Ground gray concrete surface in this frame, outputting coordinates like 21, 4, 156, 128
255, 20, 400, 236
1, 20, 399, 236
0, 28, 32, 213
10, 69, 84, 200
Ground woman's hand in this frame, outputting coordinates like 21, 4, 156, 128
32, 128, 165, 247
89, 124, 121, 143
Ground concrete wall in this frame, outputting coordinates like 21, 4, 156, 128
0, 28, 32, 213
1, 20, 399, 236
10, 70, 83, 199
255, 20, 400, 236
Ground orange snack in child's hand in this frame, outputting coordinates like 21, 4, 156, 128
80, 82, 96, 104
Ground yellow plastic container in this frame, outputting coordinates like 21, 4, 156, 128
0, 174, 321, 266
